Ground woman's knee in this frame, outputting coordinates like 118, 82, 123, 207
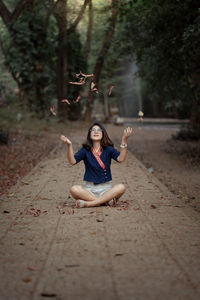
117, 183, 126, 194
70, 185, 82, 195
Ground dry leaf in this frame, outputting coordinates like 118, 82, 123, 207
23, 277, 31, 282
73, 95, 81, 103
108, 85, 114, 96
41, 293, 57, 297
27, 266, 36, 271
50, 106, 56, 116
61, 99, 70, 105
151, 204, 157, 209
68, 80, 85, 85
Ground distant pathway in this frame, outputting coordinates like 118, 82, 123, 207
0, 126, 200, 300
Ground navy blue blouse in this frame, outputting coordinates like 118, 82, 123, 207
74, 146, 120, 184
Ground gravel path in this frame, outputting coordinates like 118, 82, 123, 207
0, 126, 200, 300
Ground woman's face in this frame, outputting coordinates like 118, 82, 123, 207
90, 125, 103, 142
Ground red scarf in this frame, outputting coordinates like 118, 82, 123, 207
92, 146, 105, 170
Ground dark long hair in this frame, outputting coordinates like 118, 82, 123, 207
82, 122, 114, 150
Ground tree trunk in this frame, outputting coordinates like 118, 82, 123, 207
54, 0, 89, 121
84, 0, 118, 122
85, 0, 93, 61
190, 95, 200, 130
84, 91, 94, 122
54, 0, 68, 120
103, 90, 110, 121
188, 72, 200, 130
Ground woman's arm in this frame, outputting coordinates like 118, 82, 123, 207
117, 127, 133, 163
60, 135, 76, 165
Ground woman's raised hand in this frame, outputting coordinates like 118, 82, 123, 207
122, 127, 133, 141
60, 135, 72, 145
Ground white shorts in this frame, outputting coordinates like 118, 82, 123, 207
84, 181, 112, 198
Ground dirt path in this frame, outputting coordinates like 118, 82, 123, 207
121, 124, 200, 212
0, 126, 200, 300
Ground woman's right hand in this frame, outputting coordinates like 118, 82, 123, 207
60, 135, 72, 145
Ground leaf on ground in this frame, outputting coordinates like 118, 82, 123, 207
151, 204, 157, 209
23, 277, 31, 282
65, 264, 80, 268
41, 293, 57, 297
27, 266, 36, 271
26, 209, 41, 216
20, 181, 29, 186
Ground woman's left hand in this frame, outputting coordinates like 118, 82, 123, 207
122, 127, 133, 141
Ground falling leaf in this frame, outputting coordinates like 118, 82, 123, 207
68, 80, 85, 85
73, 95, 81, 103
61, 99, 70, 105
76, 71, 94, 78
108, 85, 114, 96
91, 82, 95, 89
90, 81, 98, 93
50, 106, 56, 116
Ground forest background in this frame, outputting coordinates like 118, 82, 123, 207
0, 0, 199, 132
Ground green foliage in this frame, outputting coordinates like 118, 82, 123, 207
2, 3, 57, 114
115, 0, 200, 118
0, 1, 87, 119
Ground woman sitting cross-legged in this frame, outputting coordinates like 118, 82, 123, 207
60, 122, 132, 208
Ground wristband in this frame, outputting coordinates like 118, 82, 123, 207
120, 143, 127, 148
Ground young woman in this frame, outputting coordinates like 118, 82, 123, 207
60, 122, 132, 208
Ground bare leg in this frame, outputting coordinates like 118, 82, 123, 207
77, 184, 126, 208
70, 185, 98, 202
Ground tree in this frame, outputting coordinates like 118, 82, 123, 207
84, 0, 118, 122
0, 0, 89, 119
117, 0, 200, 128
53, 0, 89, 120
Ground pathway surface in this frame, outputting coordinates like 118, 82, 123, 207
0, 125, 200, 300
